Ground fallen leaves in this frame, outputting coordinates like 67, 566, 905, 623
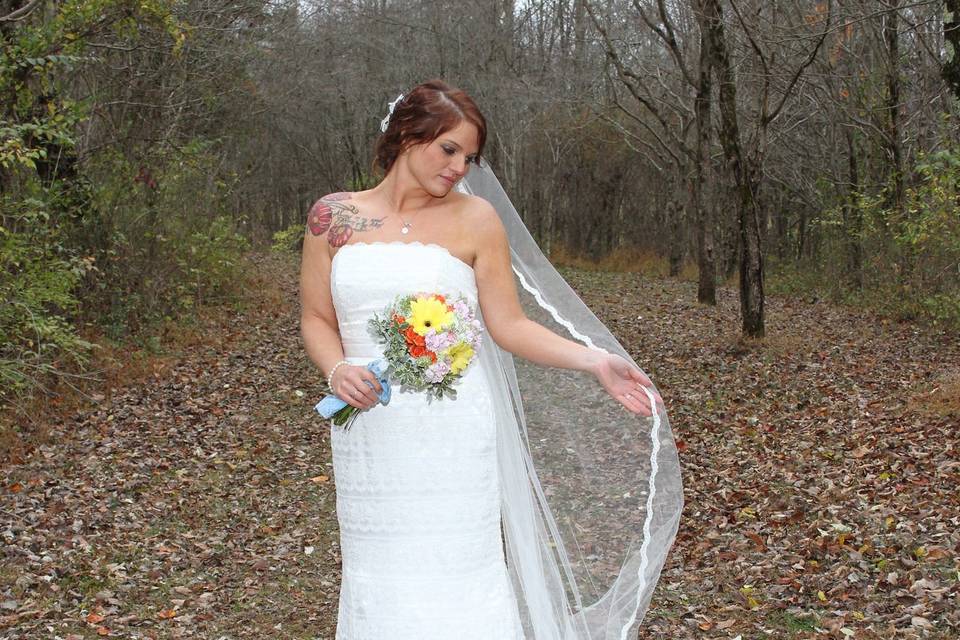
0, 255, 956, 639
0, 255, 339, 638
564, 268, 960, 639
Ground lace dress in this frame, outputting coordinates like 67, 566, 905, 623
328, 241, 525, 639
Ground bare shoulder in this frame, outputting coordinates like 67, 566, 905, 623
456, 195, 510, 272
456, 191, 494, 214
305, 190, 387, 247
306, 191, 352, 236
458, 194, 505, 240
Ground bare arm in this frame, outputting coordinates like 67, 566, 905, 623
300, 196, 382, 409
299, 222, 342, 379
470, 198, 662, 416
471, 200, 602, 371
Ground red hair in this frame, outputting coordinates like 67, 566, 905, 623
373, 79, 487, 175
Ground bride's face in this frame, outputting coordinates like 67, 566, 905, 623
406, 120, 480, 196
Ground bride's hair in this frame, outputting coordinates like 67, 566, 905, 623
373, 79, 487, 175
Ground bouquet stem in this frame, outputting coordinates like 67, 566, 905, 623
332, 405, 361, 429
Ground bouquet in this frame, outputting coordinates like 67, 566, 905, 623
315, 291, 483, 429
370, 291, 484, 401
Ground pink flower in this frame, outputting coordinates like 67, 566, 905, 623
426, 329, 455, 352
425, 360, 451, 383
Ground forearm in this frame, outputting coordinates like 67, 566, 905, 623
301, 315, 346, 379
493, 317, 604, 373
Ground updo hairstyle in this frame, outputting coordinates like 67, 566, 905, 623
373, 79, 487, 176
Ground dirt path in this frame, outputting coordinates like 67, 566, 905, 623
1, 253, 957, 639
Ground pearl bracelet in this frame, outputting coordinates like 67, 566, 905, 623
326, 359, 350, 388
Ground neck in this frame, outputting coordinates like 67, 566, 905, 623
374, 159, 436, 214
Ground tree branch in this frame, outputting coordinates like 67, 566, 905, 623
0, 0, 44, 22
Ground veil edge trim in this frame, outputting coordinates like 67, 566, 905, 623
617, 385, 663, 640
509, 258, 669, 637
457, 161, 679, 639
511, 264, 608, 354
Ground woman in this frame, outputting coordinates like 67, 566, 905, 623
300, 80, 682, 639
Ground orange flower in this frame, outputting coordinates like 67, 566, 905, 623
435, 294, 455, 312
393, 313, 406, 326
408, 344, 437, 362
404, 327, 425, 346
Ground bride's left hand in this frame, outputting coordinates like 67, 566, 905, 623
591, 352, 664, 416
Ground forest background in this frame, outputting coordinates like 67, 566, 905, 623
2, 0, 959, 439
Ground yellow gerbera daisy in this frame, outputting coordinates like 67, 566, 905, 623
445, 342, 474, 375
409, 296, 454, 336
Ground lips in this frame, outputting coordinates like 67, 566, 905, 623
439, 175, 457, 185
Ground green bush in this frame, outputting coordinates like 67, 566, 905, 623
175, 216, 251, 307
0, 197, 95, 402
78, 146, 250, 334
805, 148, 960, 330
271, 223, 304, 253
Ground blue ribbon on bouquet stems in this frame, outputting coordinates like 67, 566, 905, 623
315, 358, 391, 429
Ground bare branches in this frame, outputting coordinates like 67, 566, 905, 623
584, 0, 692, 163
631, 0, 698, 87
762, 1, 833, 126
0, 0, 44, 23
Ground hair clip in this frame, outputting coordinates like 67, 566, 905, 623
379, 92, 405, 133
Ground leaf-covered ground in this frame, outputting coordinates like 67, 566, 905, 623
1, 253, 957, 639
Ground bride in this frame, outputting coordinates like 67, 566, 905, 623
300, 79, 682, 639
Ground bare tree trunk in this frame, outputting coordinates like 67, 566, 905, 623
844, 128, 863, 288
797, 207, 807, 261
943, 0, 960, 98
883, 0, 904, 215
701, 0, 764, 336
499, 0, 515, 63
694, 5, 717, 303
574, 0, 587, 70
668, 196, 684, 276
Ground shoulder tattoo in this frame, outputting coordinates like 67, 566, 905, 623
306, 192, 386, 247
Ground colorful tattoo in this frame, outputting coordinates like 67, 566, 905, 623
328, 223, 353, 246
306, 192, 386, 247
307, 200, 333, 236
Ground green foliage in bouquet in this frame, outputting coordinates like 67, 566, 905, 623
368, 293, 474, 402
369, 313, 457, 402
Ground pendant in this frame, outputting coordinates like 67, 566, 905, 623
401, 225, 410, 234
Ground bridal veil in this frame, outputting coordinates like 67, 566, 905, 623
456, 159, 683, 640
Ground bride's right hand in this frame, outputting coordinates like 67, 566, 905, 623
331, 365, 384, 410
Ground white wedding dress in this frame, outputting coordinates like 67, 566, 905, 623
328, 240, 526, 639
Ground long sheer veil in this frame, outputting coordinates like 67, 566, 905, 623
455, 159, 683, 639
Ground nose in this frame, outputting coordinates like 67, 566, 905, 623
451, 154, 467, 175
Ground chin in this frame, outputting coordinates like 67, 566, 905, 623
425, 182, 451, 197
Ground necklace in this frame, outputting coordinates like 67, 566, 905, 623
384, 194, 416, 234
393, 207, 416, 234
398, 212, 413, 234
